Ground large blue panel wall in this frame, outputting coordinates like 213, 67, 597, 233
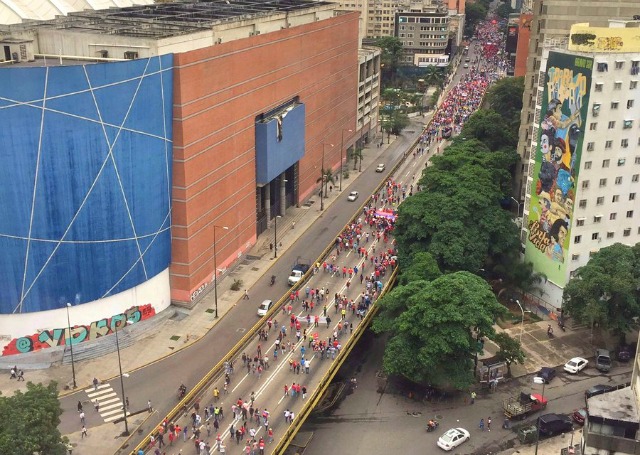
255, 103, 305, 185
0, 56, 174, 314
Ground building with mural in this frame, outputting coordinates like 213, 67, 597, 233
521, 19, 640, 307
0, 0, 380, 356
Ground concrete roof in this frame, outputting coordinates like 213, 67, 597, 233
588, 387, 639, 425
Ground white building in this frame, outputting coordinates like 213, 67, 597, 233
521, 20, 640, 308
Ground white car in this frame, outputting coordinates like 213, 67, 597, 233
437, 428, 470, 451
257, 299, 273, 317
375, 163, 386, 172
347, 191, 359, 201
564, 357, 588, 374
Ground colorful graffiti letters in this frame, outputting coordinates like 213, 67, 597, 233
2, 304, 156, 356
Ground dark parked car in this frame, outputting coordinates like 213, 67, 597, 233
616, 344, 634, 362
536, 367, 556, 384
538, 413, 573, 436
572, 408, 587, 425
584, 385, 615, 404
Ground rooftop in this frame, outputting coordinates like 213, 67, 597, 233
6, 0, 333, 39
588, 387, 639, 425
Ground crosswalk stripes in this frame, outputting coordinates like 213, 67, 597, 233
84, 383, 130, 423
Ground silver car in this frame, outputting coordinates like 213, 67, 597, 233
257, 299, 273, 317
347, 191, 359, 201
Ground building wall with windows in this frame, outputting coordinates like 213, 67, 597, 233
521, 21, 640, 306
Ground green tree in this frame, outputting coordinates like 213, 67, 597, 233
459, 109, 517, 149
484, 77, 524, 131
492, 332, 526, 375
352, 146, 364, 171
316, 168, 337, 198
422, 65, 446, 89
496, 2, 514, 18
372, 272, 506, 389
563, 243, 640, 343
374, 36, 404, 86
0, 382, 67, 455
464, 3, 488, 37
397, 251, 442, 285
394, 140, 520, 272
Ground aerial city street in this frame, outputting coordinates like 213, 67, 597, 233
1, 0, 640, 455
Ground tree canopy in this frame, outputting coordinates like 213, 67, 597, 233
374, 36, 404, 85
458, 109, 517, 150
464, 2, 488, 37
372, 272, 506, 389
484, 77, 525, 132
0, 382, 67, 455
563, 243, 640, 343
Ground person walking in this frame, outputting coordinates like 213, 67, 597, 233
81, 425, 88, 438
487, 416, 492, 431
243, 290, 250, 300
470, 391, 476, 404
77, 401, 83, 412
79, 411, 85, 425
479, 418, 485, 431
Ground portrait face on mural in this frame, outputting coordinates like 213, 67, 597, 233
526, 52, 593, 285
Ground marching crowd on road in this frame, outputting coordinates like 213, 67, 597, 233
138, 15, 510, 455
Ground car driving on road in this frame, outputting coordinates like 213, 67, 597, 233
375, 163, 385, 172
257, 299, 273, 317
437, 428, 470, 451
347, 191, 359, 201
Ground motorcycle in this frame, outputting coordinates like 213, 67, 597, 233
558, 318, 566, 332
269, 275, 276, 286
177, 385, 187, 399
426, 420, 439, 432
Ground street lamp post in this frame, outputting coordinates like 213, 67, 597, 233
533, 376, 547, 455
213, 225, 229, 318
65, 303, 77, 389
510, 197, 522, 217
274, 215, 282, 258
114, 319, 132, 436
515, 299, 527, 343
340, 129, 352, 191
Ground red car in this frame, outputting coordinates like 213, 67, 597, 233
572, 408, 587, 425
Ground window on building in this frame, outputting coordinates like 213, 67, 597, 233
576, 218, 585, 226
635, 156, 640, 164
574, 235, 581, 244
592, 232, 599, 240
615, 176, 623, 184
599, 178, 607, 187
621, 138, 629, 148
630, 193, 636, 201
595, 83, 603, 92
124, 51, 138, 60
611, 101, 619, 109
614, 81, 622, 90
628, 99, 634, 109
610, 212, 617, 220
605, 140, 613, 149
606, 232, 614, 239
602, 159, 610, 168
597, 62, 608, 72
612, 195, 619, 202
627, 210, 634, 218
579, 199, 587, 208
608, 121, 616, 129
634, 174, 640, 182
590, 123, 597, 130
615, 61, 624, 69
623, 120, 633, 129
624, 228, 631, 237
582, 180, 589, 189
631, 80, 638, 89
571, 254, 580, 261
584, 161, 592, 169
586, 142, 594, 151
593, 215, 602, 223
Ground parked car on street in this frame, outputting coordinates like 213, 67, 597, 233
538, 413, 573, 436
594, 349, 612, 372
572, 408, 587, 425
535, 367, 556, 383
616, 343, 634, 362
503, 392, 547, 420
564, 357, 588, 374
437, 428, 470, 451
584, 384, 615, 403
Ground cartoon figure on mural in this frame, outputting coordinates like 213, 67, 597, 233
528, 55, 591, 269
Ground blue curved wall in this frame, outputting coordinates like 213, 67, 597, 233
0, 56, 173, 314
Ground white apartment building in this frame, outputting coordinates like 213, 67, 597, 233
521, 20, 640, 307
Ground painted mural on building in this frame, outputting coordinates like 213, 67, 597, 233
525, 51, 593, 286
2, 304, 155, 356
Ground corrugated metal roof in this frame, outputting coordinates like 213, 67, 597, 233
0, 0, 154, 25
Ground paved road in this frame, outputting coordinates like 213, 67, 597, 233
57, 121, 427, 452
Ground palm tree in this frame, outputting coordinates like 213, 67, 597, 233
352, 147, 364, 171
316, 168, 336, 198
